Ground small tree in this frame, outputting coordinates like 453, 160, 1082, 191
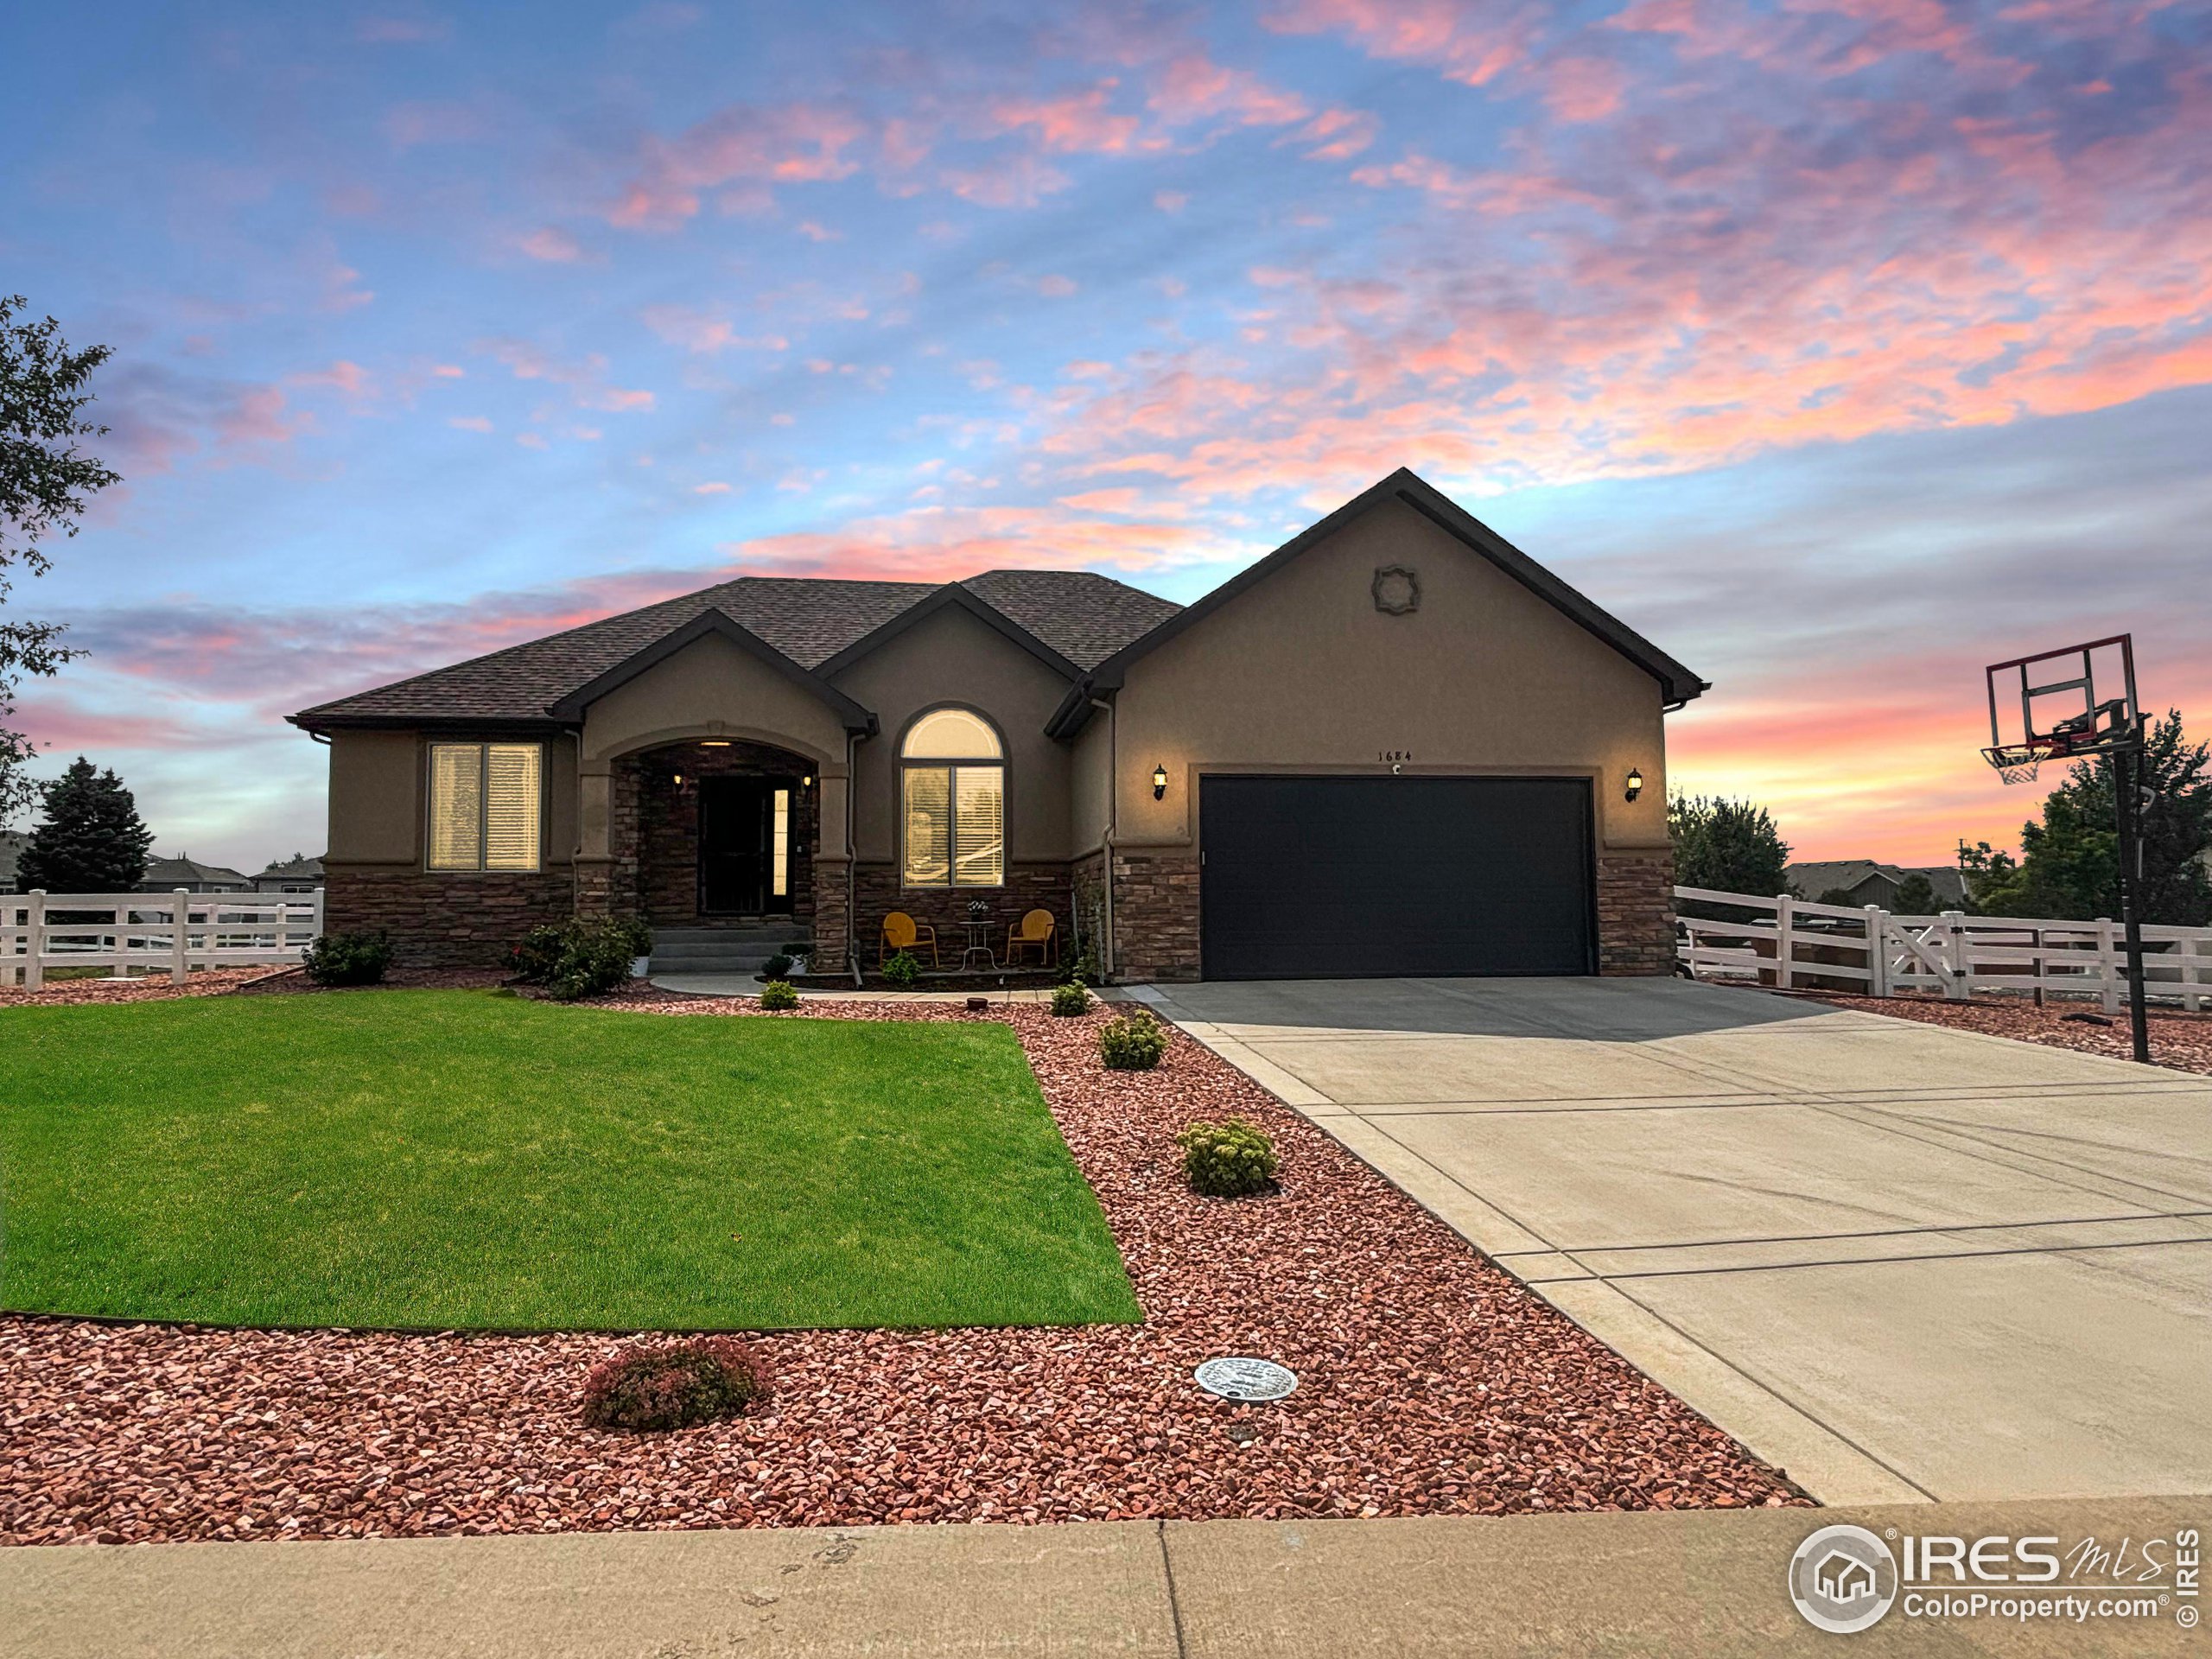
1890, 872, 1941, 916
2, 296, 119, 820
1669, 795, 1791, 921
15, 756, 152, 892
1967, 711, 2210, 925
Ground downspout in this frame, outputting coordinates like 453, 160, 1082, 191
846, 728, 861, 987
1090, 694, 1116, 982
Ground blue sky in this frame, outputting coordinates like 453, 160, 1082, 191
5, 0, 2209, 873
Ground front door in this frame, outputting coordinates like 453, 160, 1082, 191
699, 778, 795, 915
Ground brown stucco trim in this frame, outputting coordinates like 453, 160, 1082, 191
815, 583, 1082, 683
547, 607, 877, 731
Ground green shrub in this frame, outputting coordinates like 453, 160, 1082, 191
760, 979, 799, 1011
762, 952, 794, 979
511, 923, 571, 983
882, 950, 922, 989
512, 918, 652, 1001
302, 930, 391, 987
545, 921, 643, 1002
1175, 1117, 1280, 1197
580, 1337, 773, 1432
1050, 981, 1090, 1018
1098, 1007, 1167, 1070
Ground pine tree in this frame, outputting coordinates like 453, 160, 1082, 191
15, 755, 152, 892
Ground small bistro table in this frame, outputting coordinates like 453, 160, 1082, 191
958, 904, 997, 971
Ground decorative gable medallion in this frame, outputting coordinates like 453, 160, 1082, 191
1371, 564, 1420, 615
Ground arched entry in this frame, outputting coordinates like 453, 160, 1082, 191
623, 739, 823, 926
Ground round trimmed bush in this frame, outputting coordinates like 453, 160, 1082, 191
881, 950, 922, 989
302, 929, 391, 987
1050, 981, 1090, 1018
580, 1337, 773, 1432
762, 952, 794, 979
760, 979, 799, 1010
1176, 1116, 1280, 1197
1098, 1007, 1167, 1070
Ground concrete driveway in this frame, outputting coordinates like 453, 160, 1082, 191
1134, 976, 2212, 1506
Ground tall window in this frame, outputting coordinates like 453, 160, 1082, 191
900, 708, 1003, 887
428, 742, 542, 871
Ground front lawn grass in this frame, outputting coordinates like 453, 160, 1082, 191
0, 990, 1138, 1332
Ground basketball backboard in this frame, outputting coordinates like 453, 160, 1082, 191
1982, 634, 2139, 785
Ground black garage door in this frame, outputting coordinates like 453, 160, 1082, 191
1199, 775, 1595, 980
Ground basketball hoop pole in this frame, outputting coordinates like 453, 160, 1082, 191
2113, 716, 2152, 1065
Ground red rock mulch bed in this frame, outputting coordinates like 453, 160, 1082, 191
1789, 989, 2212, 1076
1, 993, 1806, 1547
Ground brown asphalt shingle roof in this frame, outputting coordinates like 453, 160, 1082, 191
291, 570, 1180, 728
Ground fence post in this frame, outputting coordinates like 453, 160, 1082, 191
1863, 906, 1890, 997
2095, 918, 2120, 1013
25, 888, 44, 992
173, 888, 192, 983
1774, 893, 1796, 990
1942, 910, 1970, 1000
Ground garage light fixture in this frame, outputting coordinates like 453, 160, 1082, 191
701, 740, 730, 747
1624, 767, 1644, 803
1152, 763, 1169, 800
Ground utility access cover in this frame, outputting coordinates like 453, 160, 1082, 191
1193, 1357, 1298, 1402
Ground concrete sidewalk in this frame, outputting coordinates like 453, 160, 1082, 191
5, 1497, 2205, 1657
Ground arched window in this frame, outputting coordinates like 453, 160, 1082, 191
900, 708, 1004, 887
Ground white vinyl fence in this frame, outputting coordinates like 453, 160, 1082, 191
1675, 887, 2212, 1012
0, 890, 323, 990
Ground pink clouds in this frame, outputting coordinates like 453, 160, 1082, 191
1147, 54, 1312, 127
990, 83, 1149, 156
608, 102, 868, 228
516, 226, 584, 263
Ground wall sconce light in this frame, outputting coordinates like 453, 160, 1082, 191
802, 774, 813, 787
1624, 767, 1644, 803
671, 772, 685, 789
1152, 763, 1169, 801
700, 740, 730, 747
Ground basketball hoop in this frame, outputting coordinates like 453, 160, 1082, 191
1979, 632, 2153, 1065
1980, 741, 2056, 786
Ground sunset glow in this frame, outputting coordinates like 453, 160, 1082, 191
5, 1, 2208, 870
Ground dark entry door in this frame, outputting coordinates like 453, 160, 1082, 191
699, 778, 791, 915
1198, 775, 1595, 979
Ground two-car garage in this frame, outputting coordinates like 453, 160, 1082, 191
1197, 775, 1598, 980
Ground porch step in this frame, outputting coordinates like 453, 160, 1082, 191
647, 926, 812, 977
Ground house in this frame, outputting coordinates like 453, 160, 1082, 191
1787, 860, 1967, 912
135, 855, 253, 894
252, 854, 325, 893
0, 830, 24, 894
289, 469, 1707, 981
1815, 1551, 1876, 1602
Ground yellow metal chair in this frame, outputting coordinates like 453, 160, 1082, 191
1005, 908, 1058, 969
880, 911, 939, 968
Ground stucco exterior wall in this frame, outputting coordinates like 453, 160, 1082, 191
1102, 497, 1676, 977
1109, 499, 1670, 849
826, 604, 1075, 865
576, 632, 849, 768
323, 727, 578, 870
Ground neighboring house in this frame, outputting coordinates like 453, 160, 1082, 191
1787, 860, 1967, 911
252, 854, 326, 893
136, 855, 253, 894
289, 468, 1708, 981
0, 830, 25, 894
